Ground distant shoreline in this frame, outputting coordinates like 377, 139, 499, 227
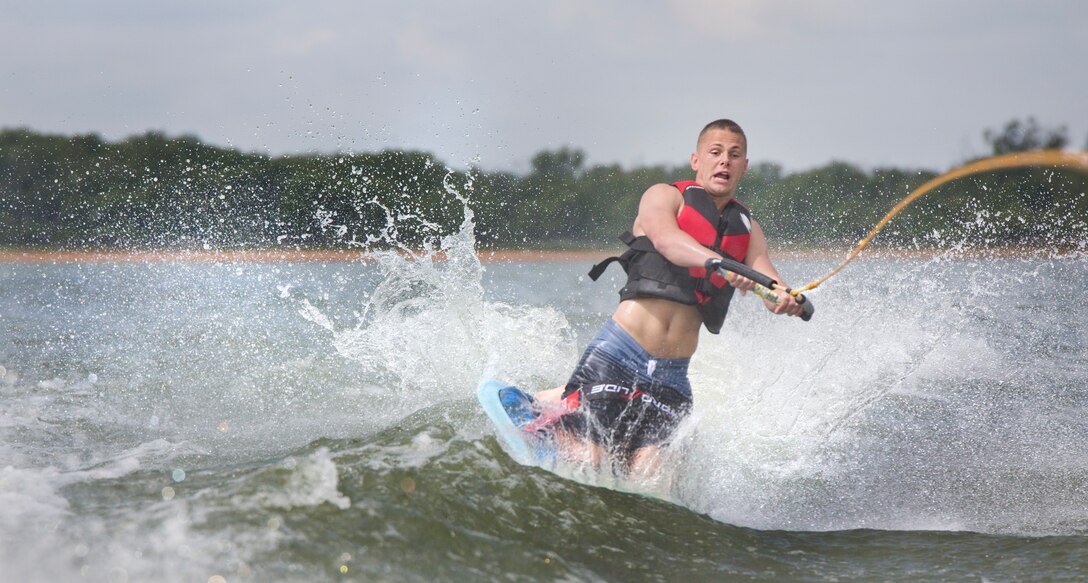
0, 248, 615, 264
0, 247, 1077, 264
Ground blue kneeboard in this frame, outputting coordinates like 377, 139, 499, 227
476, 379, 557, 466
477, 379, 684, 504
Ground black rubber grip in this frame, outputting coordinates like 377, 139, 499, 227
795, 293, 815, 322
714, 257, 778, 289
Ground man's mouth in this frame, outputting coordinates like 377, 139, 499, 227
713, 171, 731, 182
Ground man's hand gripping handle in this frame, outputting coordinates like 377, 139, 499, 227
705, 258, 815, 322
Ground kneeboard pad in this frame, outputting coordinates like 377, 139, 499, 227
477, 379, 557, 466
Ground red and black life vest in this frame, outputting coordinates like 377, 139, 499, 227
587, 181, 752, 334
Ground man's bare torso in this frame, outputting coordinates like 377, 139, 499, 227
611, 297, 702, 359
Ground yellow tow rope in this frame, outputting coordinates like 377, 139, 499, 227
792, 150, 1088, 294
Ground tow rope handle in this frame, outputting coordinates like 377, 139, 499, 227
709, 258, 816, 322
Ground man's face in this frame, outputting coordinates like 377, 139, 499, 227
691, 129, 748, 198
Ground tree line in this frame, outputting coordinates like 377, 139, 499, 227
1, 118, 1085, 252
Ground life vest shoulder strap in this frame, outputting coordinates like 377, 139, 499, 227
587, 231, 656, 280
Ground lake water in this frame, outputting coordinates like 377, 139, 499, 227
2, 227, 1087, 581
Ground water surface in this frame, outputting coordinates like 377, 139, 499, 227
2, 243, 1087, 582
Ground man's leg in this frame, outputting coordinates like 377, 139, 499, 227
555, 429, 604, 467
534, 386, 565, 405
626, 445, 666, 478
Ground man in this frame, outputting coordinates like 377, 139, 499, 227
536, 119, 804, 475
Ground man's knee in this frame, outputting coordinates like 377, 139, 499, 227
534, 386, 565, 405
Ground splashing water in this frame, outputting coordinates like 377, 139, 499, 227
3, 160, 1088, 581
297, 170, 578, 401
675, 245, 1088, 533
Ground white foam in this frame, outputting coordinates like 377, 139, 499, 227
675, 257, 1032, 531
250, 448, 351, 510
0, 464, 81, 582
314, 219, 577, 404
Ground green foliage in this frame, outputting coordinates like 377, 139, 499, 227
984, 117, 1067, 155
1, 119, 1085, 251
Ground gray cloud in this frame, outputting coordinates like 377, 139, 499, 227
1, 0, 1084, 173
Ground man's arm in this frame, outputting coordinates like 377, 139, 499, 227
634, 184, 721, 268
745, 219, 803, 316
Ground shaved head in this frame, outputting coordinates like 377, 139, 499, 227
698, 119, 747, 152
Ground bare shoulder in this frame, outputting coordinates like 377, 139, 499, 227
746, 217, 768, 257
634, 183, 684, 237
749, 216, 765, 237
638, 183, 683, 214
643, 182, 680, 196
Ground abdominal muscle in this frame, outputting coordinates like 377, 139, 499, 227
611, 297, 702, 359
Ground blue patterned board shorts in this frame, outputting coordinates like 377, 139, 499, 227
560, 319, 694, 452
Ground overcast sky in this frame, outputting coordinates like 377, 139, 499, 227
2, 1, 1084, 174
